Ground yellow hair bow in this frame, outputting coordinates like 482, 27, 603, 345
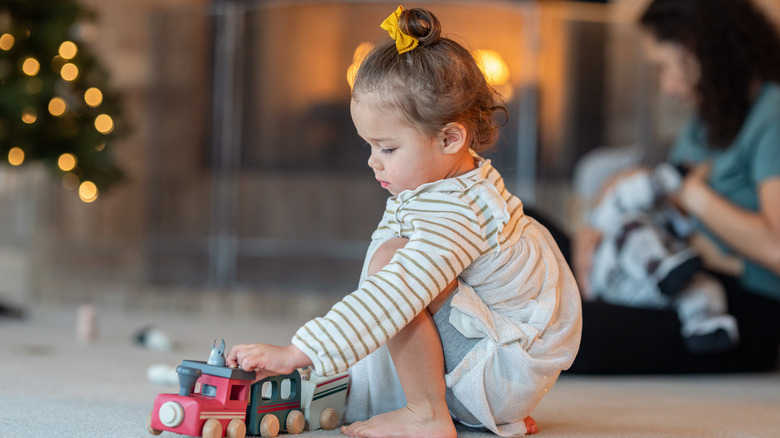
380, 5, 419, 54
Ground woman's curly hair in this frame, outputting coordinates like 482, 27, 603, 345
641, 0, 780, 149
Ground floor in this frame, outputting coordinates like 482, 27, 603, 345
2, 302, 779, 437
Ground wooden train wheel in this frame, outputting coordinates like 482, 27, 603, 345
260, 414, 280, 438
202, 419, 222, 438
286, 410, 305, 434
227, 419, 247, 438
319, 408, 340, 430
146, 413, 162, 435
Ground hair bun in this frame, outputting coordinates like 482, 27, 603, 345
399, 8, 441, 46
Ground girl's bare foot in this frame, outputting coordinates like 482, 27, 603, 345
341, 405, 456, 438
525, 416, 539, 434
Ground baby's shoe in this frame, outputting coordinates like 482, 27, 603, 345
652, 248, 703, 297
676, 274, 739, 354
680, 314, 739, 355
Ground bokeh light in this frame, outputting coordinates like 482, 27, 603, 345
21, 107, 37, 124
58, 153, 77, 171
49, 97, 67, 116
60, 63, 79, 81
8, 147, 24, 166
58, 41, 78, 59
94, 114, 114, 134
79, 181, 98, 203
347, 42, 374, 89
22, 57, 40, 76
0, 33, 14, 51
473, 49, 510, 86
84, 87, 103, 107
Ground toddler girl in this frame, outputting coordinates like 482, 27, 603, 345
227, 6, 582, 437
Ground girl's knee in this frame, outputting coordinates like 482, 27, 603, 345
368, 237, 409, 276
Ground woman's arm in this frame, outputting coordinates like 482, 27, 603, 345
678, 164, 780, 275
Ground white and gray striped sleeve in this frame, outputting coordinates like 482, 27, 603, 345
292, 192, 490, 376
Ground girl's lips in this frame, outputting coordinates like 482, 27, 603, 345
377, 178, 389, 188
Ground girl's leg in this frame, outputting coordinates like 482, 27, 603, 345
342, 238, 456, 438
341, 238, 538, 437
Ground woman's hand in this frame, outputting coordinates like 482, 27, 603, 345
674, 162, 712, 216
572, 225, 603, 301
226, 343, 313, 382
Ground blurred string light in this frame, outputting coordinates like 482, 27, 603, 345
60, 62, 78, 81
79, 180, 98, 202
21, 107, 37, 124
0, 34, 14, 51
8, 147, 25, 166
22, 57, 40, 76
58, 153, 77, 171
94, 114, 113, 134
58, 41, 78, 59
48, 97, 67, 116
1, 1, 126, 203
84, 87, 102, 107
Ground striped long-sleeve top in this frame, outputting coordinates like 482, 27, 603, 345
292, 159, 582, 388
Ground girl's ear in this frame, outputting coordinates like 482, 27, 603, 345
440, 122, 468, 154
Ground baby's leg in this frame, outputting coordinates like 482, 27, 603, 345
342, 237, 455, 438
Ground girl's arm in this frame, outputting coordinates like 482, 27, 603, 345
678, 164, 780, 275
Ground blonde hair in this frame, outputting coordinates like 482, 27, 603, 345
353, 8, 505, 154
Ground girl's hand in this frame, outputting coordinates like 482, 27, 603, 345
675, 162, 712, 216
226, 343, 313, 382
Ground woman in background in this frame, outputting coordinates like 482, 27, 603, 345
570, 0, 780, 373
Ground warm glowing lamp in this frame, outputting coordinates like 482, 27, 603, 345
347, 42, 374, 89
473, 49, 510, 86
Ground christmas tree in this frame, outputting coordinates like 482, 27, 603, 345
0, 0, 124, 202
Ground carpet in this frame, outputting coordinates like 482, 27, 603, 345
2, 303, 779, 437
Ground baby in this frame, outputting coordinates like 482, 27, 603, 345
589, 163, 739, 353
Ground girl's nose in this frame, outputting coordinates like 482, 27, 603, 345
367, 151, 381, 170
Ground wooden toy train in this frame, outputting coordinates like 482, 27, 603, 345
146, 340, 349, 438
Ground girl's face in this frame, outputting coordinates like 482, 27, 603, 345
641, 32, 700, 104
350, 93, 473, 197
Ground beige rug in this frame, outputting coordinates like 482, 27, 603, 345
2, 303, 778, 437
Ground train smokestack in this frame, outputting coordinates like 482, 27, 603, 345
176, 365, 202, 396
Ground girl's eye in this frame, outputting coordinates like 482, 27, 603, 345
380, 148, 395, 155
